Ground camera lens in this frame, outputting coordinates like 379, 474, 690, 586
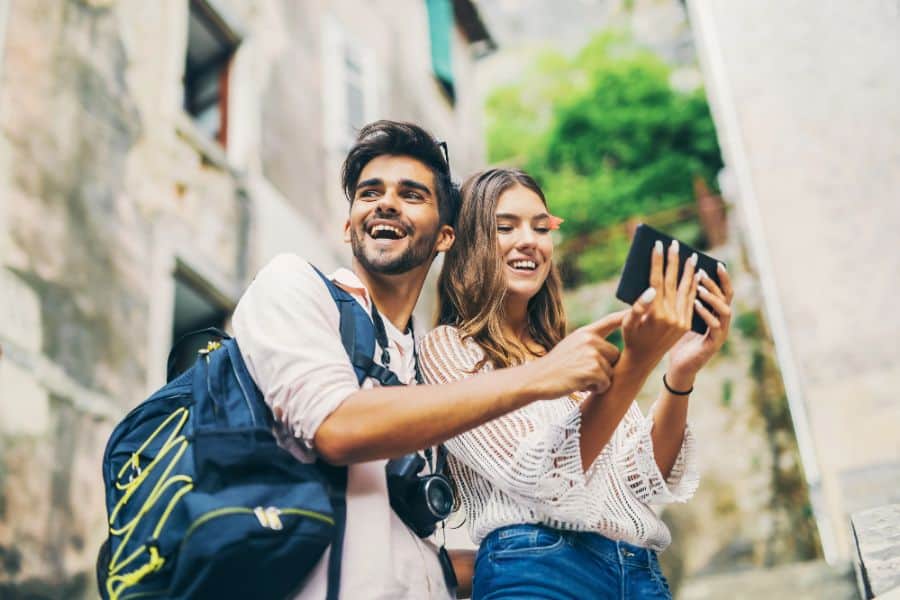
424, 477, 454, 519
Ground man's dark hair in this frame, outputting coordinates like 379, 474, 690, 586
341, 120, 459, 228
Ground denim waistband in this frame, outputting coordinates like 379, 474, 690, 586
482, 524, 659, 569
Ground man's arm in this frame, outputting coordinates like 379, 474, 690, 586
315, 314, 626, 465
448, 549, 475, 599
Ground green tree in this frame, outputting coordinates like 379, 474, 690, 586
486, 33, 723, 281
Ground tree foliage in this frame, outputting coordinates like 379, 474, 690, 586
486, 33, 723, 241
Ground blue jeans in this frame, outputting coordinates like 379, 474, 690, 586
473, 524, 673, 599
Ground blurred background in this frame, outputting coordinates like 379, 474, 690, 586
0, 0, 898, 598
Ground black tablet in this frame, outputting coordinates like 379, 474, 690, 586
615, 224, 724, 335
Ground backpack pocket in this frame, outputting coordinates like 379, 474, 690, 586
166, 480, 336, 600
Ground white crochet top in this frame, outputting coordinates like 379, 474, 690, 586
418, 325, 700, 551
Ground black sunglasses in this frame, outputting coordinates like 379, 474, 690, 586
437, 140, 450, 167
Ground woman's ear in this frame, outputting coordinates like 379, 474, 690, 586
435, 224, 455, 253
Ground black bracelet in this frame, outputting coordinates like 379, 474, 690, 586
663, 373, 693, 396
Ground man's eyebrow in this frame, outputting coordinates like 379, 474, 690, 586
398, 179, 432, 195
356, 178, 384, 190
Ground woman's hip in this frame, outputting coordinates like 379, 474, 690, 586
473, 524, 672, 599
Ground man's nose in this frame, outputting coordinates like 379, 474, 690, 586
374, 187, 402, 213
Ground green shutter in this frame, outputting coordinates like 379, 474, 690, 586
426, 0, 455, 101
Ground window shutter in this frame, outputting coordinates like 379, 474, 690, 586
425, 0, 455, 102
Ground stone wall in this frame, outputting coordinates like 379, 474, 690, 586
0, 0, 488, 596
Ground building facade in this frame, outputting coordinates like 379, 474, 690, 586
0, 0, 491, 595
687, 0, 900, 562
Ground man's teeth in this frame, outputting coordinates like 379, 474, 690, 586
510, 260, 537, 270
370, 224, 405, 238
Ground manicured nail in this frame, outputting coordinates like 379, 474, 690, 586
689, 253, 698, 266
640, 287, 657, 304
695, 299, 703, 310
698, 285, 708, 295
698, 269, 707, 280
670, 240, 679, 253
718, 262, 726, 273
654, 240, 663, 254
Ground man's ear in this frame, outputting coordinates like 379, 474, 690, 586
343, 219, 352, 244
435, 224, 455, 254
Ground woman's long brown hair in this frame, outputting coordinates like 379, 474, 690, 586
436, 168, 567, 369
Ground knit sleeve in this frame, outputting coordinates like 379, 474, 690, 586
605, 402, 700, 505
419, 326, 591, 523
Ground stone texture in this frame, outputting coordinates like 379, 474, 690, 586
852, 504, 900, 598
679, 559, 857, 600
0, 0, 487, 596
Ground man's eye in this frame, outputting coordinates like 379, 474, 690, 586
404, 191, 424, 201
359, 190, 379, 199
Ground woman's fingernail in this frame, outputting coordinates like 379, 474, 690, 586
670, 240, 679, 253
654, 240, 663, 254
698, 285, 708, 295
695, 299, 703, 310
640, 288, 657, 304
698, 269, 707, 280
690, 252, 698, 266
718, 262, 726, 272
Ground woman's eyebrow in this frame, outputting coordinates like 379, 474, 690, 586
495, 212, 550, 220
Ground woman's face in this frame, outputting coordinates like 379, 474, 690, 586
495, 184, 554, 306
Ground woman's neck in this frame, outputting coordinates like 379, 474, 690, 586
502, 298, 531, 347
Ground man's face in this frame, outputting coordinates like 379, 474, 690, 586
344, 155, 453, 275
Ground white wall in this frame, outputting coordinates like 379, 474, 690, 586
688, 0, 900, 562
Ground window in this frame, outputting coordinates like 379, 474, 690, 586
426, 0, 455, 104
322, 16, 378, 152
169, 267, 232, 380
183, 0, 241, 145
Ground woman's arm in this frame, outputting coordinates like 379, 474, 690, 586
651, 262, 733, 476
578, 239, 700, 469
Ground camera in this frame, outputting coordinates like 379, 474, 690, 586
385, 449, 454, 538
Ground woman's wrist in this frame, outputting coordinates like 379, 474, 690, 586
664, 369, 697, 392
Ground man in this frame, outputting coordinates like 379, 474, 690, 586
231, 121, 622, 599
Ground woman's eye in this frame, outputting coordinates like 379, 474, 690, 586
497, 225, 513, 233
534, 227, 550, 234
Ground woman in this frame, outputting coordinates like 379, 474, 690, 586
419, 169, 733, 599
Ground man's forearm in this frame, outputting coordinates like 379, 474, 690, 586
314, 362, 549, 464
578, 351, 657, 469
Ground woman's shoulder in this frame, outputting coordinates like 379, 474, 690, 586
420, 325, 485, 363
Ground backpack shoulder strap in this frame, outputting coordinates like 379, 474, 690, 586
311, 266, 402, 387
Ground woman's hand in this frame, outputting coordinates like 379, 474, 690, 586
622, 240, 701, 369
666, 262, 734, 387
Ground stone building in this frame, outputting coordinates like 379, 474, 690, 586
0, 0, 492, 596
687, 0, 900, 565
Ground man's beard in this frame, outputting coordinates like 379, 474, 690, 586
350, 220, 439, 275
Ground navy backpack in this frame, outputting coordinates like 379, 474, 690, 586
98, 267, 400, 600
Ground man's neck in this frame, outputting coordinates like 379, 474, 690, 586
351, 260, 429, 332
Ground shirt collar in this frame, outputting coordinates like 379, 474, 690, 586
329, 267, 418, 344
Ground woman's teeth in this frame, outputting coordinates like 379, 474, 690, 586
510, 260, 537, 270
